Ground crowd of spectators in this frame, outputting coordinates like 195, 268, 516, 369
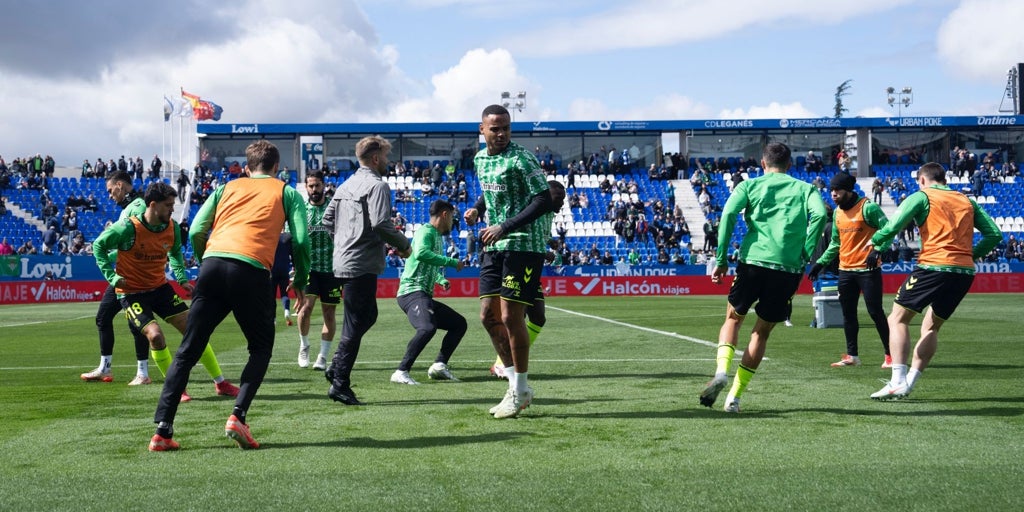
5, 144, 1024, 267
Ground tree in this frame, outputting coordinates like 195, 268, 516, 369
834, 79, 853, 118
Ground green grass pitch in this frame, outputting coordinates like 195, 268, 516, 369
1, 294, 1021, 511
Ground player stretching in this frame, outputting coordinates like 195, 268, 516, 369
390, 199, 467, 385
92, 182, 239, 401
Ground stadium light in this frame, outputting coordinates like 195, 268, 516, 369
500, 90, 527, 121
886, 85, 913, 119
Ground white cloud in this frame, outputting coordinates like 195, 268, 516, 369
501, 0, 913, 57
936, 0, 1024, 81
855, 106, 894, 118
364, 48, 538, 122
0, 0, 406, 165
564, 94, 713, 121
719, 102, 817, 119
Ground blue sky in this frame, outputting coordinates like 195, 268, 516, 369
1, 0, 1022, 164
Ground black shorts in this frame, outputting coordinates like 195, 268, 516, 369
479, 251, 545, 306
728, 262, 802, 323
120, 283, 189, 331
894, 268, 974, 319
305, 271, 343, 305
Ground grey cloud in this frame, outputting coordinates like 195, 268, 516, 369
0, 0, 232, 78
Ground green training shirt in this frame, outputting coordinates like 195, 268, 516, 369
474, 141, 549, 253
119, 196, 147, 221
92, 215, 188, 295
306, 199, 334, 273
396, 222, 459, 298
716, 171, 827, 274
870, 184, 1002, 274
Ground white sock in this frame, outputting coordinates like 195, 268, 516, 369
213, 375, 225, 384
514, 372, 529, 395
299, 335, 309, 349
319, 340, 332, 358
906, 368, 922, 388
891, 364, 908, 384
284, 308, 291, 319
137, 360, 148, 377
100, 355, 112, 372
505, 366, 517, 389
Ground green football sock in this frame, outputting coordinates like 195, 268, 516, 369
715, 344, 736, 375
198, 343, 224, 382
151, 347, 172, 378
729, 364, 756, 399
526, 321, 542, 346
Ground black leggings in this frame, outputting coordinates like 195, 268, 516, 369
837, 269, 890, 357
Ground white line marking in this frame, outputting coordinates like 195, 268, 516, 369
546, 305, 761, 359
0, 315, 94, 327
547, 305, 718, 347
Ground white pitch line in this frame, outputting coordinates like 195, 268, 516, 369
0, 315, 94, 328
547, 305, 719, 347
546, 305, 761, 359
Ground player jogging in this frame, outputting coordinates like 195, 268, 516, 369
467, 180, 566, 379
150, 140, 310, 451
700, 142, 827, 412
296, 170, 343, 371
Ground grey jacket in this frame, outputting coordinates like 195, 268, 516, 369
323, 166, 411, 278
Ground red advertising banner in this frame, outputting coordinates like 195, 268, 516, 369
3, 275, 1020, 305
0, 280, 108, 305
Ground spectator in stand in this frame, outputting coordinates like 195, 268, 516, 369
17, 240, 37, 254
1003, 159, 1018, 177
176, 170, 189, 201
69, 232, 90, 255
0, 196, 7, 215
871, 178, 885, 204
806, 151, 823, 172
0, 237, 14, 255
698, 186, 711, 215
42, 225, 59, 254
149, 155, 163, 179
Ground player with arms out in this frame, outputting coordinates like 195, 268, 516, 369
390, 199, 467, 385
700, 142, 827, 412
868, 162, 1001, 400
